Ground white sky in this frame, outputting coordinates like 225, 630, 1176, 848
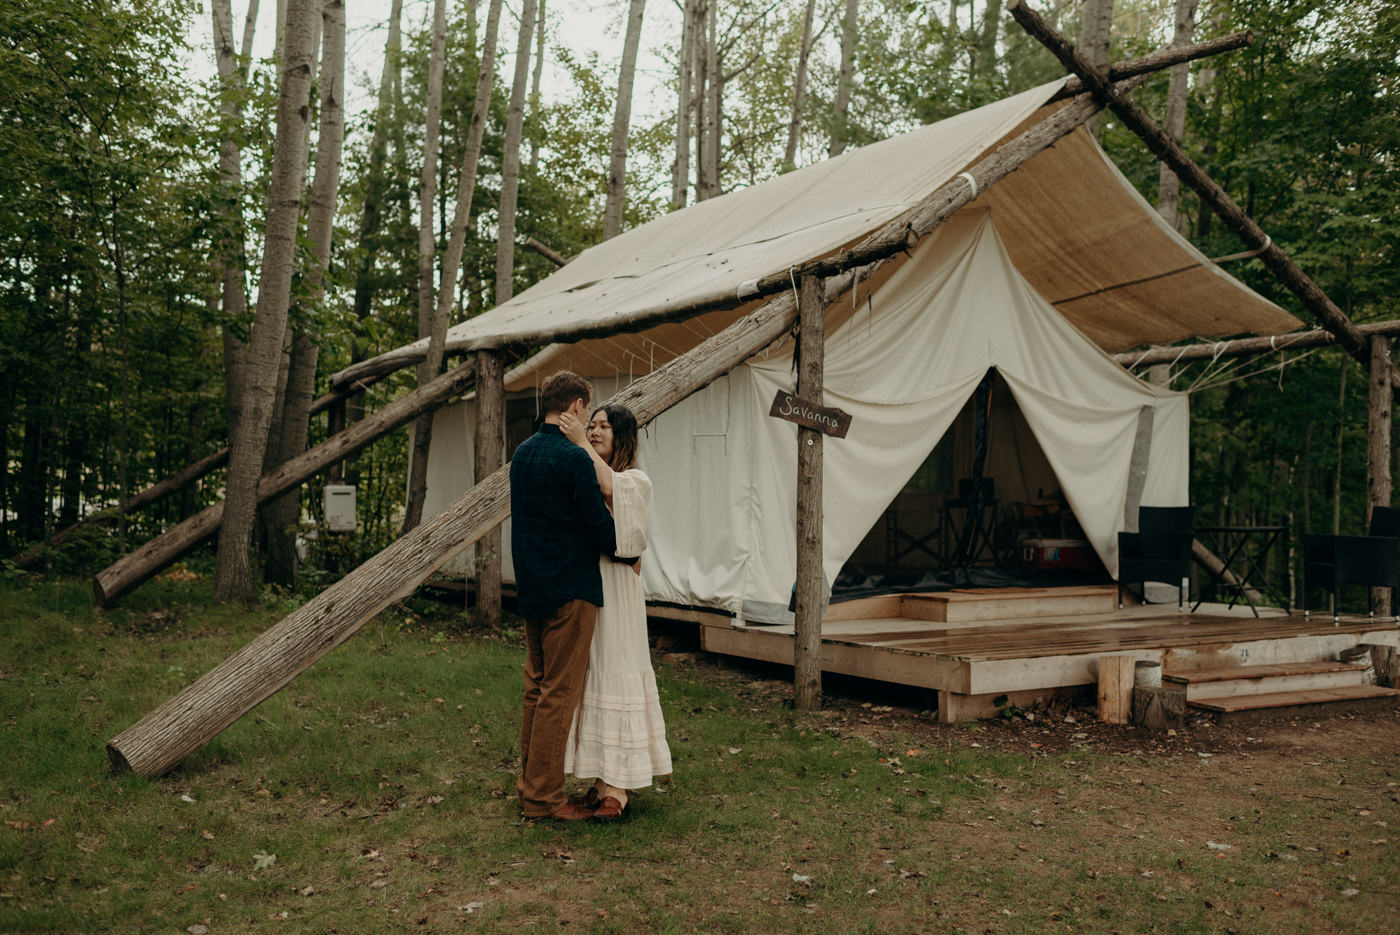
185, 0, 682, 126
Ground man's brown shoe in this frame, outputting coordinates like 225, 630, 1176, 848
592, 795, 627, 821
547, 803, 596, 821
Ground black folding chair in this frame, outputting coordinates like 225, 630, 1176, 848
1117, 506, 1196, 609
1302, 532, 1400, 624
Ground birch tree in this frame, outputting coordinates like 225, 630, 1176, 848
211, 0, 258, 480
671, 0, 700, 208
264, 0, 346, 584
402, 0, 449, 533
496, 0, 540, 303
1078, 0, 1113, 140
829, 0, 859, 158
1156, 0, 1197, 232
603, 0, 648, 239
344, 0, 403, 451
781, 0, 818, 169
214, 0, 317, 601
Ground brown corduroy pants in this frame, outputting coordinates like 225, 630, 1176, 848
517, 599, 598, 817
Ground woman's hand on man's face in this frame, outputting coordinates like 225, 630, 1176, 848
558, 412, 588, 447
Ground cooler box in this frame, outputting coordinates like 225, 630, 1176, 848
1022, 538, 1100, 571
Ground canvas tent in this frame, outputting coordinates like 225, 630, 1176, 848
355, 77, 1301, 624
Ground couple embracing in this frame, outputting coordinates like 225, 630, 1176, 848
510, 371, 673, 822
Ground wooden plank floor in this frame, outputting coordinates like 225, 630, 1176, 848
727, 603, 1398, 663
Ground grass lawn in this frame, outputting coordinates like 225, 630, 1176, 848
2, 572, 1397, 934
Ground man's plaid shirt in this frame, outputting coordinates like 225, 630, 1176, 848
509, 423, 618, 620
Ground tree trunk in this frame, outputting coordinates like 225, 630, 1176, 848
528, 0, 546, 176
214, 0, 317, 602
1156, 0, 1196, 232
1335, 360, 1348, 535
495, 0, 540, 304
699, 1, 721, 199
1077, 0, 1113, 140
212, 0, 253, 484
971, 0, 1002, 88
793, 272, 826, 711
1367, 336, 1392, 616
829, 0, 859, 158
473, 350, 505, 626
671, 0, 697, 209
265, 0, 347, 586
782, 0, 818, 170
402, 0, 449, 534
94, 363, 479, 605
345, 0, 403, 477
603, 0, 648, 239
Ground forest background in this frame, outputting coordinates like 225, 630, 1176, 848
2, 0, 1398, 605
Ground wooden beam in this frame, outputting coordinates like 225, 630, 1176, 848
1368, 335, 1393, 617
1048, 31, 1253, 101
1114, 321, 1400, 368
793, 273, 826, 711
92, 362, 478, 605
1008, 0, 1369, 364
1096, 653, 1135, 724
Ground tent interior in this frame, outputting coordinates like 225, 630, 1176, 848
835, 368, 1113, 603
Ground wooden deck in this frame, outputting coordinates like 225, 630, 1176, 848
665, 586, 1400, 722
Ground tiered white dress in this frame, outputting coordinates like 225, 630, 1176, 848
565, 469, 673, 789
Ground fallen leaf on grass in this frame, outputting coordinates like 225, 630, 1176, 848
792, 873, 813, 886
457, 902, 485, 913
186, 925, 208, 935
299, 885, 315, 896
253, 852, 277, 870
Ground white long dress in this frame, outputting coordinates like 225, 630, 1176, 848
565, 468, 673, 789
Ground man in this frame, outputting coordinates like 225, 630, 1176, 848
510, 371, 617, 821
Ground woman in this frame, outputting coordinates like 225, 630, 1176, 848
551, 403, 672, 817
557, 403, 672, 820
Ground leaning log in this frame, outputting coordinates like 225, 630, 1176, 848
1009, 0, 1368, 364
92, 362, 477, 605
106, 80, 1137, 776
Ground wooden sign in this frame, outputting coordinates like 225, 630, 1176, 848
768, 389, 852, 438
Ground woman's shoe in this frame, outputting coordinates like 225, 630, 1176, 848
593, 794, 628, 821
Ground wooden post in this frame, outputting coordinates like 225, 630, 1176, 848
794, 273, 826, 712
1368, 335, 1393, 617
1364, 643, 1399, 688
473, 350, 505, 627
1096, 653, 1135, 724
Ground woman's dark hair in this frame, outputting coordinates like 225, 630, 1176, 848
593, 404, 639, 472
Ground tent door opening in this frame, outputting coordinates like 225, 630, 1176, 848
834, 370, 1109, 599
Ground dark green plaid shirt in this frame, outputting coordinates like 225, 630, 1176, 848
510, 424, 617, 620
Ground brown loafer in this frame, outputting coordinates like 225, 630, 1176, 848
569, 786, 603, 809
546, 803, 596, 821
592, 795, 627, 821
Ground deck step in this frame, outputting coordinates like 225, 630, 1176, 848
899, 586, 1117, 623
1164, 661, 1371, 699
1188, 683, 1400, 724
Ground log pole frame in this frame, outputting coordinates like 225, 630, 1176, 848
1008, 0, 1368, 365
793, 273, 826, 712
108, 72, 1139, 775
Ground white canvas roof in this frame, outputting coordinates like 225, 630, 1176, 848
347, 77, 1299, 389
